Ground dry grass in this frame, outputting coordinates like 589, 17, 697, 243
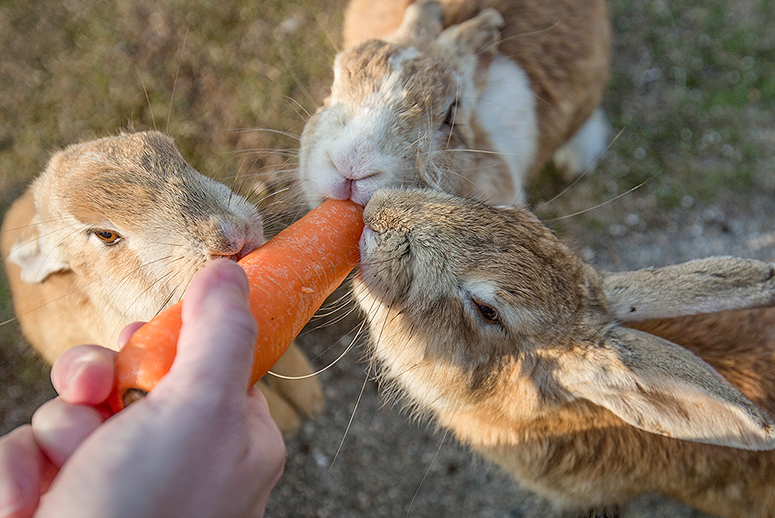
0, 0, 347, 220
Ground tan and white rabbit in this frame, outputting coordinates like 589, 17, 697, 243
0, 131, 324, 434
354, 187, 775, 517
298, 0, 611, 207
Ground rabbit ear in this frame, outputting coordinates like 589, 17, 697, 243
8, 213, 71, 284
436, 8, 504, 66
555, 326, 775, 450
602, 257, 775, 322
391, 0, 444, 42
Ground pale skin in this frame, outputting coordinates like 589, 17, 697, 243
0, 259, 286, 518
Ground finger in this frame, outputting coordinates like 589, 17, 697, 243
245, 387, 285, 468
30, 399, 106, 468
0, 426, 52, 518
245, 387, 286, 512
118, 321, 145, 349
50, 345, 116, 406
163, 259, 257, 395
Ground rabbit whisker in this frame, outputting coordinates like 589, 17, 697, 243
543, 179, 650, 222
166, 26, 189, 134
534, 127, 625, 211
233, 127, 302, 141
330, 362, 372, 470
405, 429, 449, 518
269, 317, 366, 382
477, 20, 561, 56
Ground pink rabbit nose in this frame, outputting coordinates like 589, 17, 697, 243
331, 148, 379, 181
207, 218, 262, 262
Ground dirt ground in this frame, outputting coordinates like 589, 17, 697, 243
2, 0, 775, 517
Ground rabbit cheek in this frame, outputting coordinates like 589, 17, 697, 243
69, 241, 154, 322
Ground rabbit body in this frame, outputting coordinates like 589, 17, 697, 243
298, 0, 611, 207
354, 188, 775, 517
1, 131, 324, 433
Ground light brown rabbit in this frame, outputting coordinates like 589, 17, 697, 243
298, 0, 611, 207
354, 187, 775, 517
0, 131, 324, 434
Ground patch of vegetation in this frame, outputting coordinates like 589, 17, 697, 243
538, 0, 775, 234
0, 0, 346, 201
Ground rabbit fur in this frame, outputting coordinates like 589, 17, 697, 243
354, 187, 775, 517
298, 0, 611, 207
1, 131, 324, 434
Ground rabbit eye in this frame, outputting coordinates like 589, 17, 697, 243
472, 298, 500, 325
442, 99, 459, 127
92, 229, 122, 245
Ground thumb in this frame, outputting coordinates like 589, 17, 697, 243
161, 259, 257, 397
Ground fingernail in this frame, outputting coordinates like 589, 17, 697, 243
213, 259, 249, 298
0, 480, 24, 514
62, 353, 102, 396
63, 359, 87, 392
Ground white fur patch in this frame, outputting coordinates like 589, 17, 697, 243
389, 47, 423, 71
553, 107, 610, 179
475, 55, 538, 205
302, 77, 410, 205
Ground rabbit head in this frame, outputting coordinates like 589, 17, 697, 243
7, 131, 263, 325
354, 188, 775, 453
298, 2, 507, 207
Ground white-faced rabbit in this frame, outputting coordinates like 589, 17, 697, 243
298, 0, 611, 207
354, 187, 775, 517
1, 131, 323, 434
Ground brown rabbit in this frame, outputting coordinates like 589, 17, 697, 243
298, 0, 611, 207
0, 131, 324, 434
354, 187, 775, 517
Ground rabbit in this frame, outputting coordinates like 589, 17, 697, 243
0, 131, 324, 434
297, 0, 611, 208
353, 187, 775, 517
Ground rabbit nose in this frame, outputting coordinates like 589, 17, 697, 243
329, 149, 380, 181
207, 219, 262, 260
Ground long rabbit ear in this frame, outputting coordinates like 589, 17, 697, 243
602, 257, 775, 322
436, 7, 503, 66
8, 213, 71, 284
555, 326, 775, 450
390, 0, 444, 43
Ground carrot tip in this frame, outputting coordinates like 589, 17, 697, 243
123, 388, 148, 407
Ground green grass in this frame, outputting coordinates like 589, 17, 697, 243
533, 0, 775, 234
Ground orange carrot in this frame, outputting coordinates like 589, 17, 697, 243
107, 199, 364, 413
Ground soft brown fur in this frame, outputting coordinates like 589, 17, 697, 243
354, 188, 775, 517
344, 0, 611, 177
1, 131, 324, 434
298, 0, 611, 207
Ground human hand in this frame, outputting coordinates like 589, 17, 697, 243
0, 259, 285, 518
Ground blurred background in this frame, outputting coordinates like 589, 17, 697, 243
1, 0, 774, 516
